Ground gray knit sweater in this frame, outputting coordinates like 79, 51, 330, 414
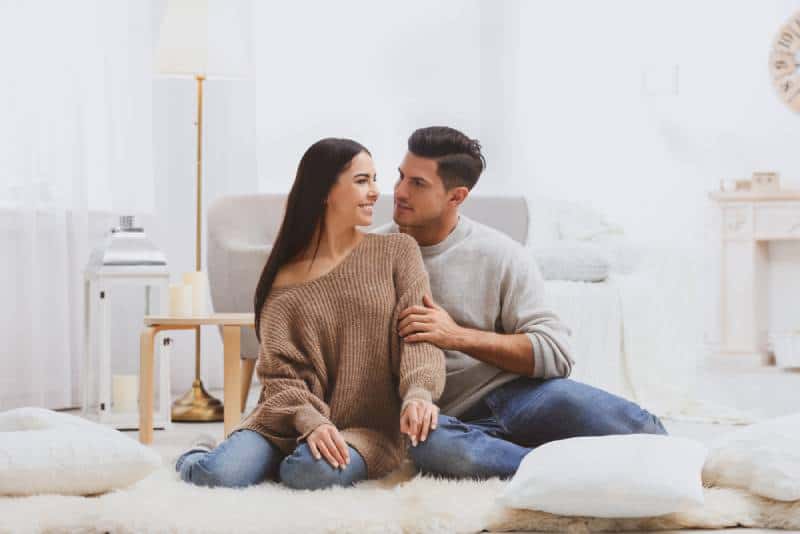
374, 215, 574, 417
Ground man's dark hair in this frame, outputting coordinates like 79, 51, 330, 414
407, 126, 485, 190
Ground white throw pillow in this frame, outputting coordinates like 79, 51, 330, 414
557, 201, 624, 242
702, 412, 800, 501
498, 435, 707, 518
530, 242, 610, 282
0, 407, 161, 496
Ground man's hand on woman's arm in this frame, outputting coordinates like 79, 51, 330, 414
306, 424, 350, 469
399, 294, 536, 376
400, 399, 439, 446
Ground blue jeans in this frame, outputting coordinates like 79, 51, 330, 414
409, 377, 667, 480
175, 429, 368, 490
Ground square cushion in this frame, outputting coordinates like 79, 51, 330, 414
530, 242, 610, 282
498, 434, 707, 518
702, 412, 800, 501
0, 407, 161, 496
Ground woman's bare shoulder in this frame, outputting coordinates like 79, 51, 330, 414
272, 260, 311, 288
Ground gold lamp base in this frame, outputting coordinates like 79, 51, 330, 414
171, 379, 224, 422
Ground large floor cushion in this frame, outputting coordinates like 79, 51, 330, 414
0, 407, 161, 496
703, 412, 800, 501
499, 434, 707, 518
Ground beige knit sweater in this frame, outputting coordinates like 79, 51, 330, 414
237, 233, 446, 478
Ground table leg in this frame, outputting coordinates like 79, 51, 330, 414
222, 325, 242, 438
139, 327, 157, 444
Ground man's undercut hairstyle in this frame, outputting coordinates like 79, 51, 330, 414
407, 126, 486, 190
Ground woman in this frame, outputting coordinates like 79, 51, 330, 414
175, 138, 446, 490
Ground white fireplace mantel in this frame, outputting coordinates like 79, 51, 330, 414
710, 190, 800, 359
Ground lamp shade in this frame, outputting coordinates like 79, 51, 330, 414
154, 0, 251, 79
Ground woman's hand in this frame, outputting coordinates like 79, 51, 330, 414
400, 399, 439, 446
307, 424, 350, 469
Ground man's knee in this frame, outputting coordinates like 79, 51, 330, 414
408, 415, 492, 479
408, 414, 462, 462
407, 426, 450, 471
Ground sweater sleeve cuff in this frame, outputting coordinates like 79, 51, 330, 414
294, 404, 332, 443
401, 385, 433, 412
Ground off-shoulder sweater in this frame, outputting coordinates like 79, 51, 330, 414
237, 233, 446, 478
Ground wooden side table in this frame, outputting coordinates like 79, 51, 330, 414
139, 313, 255, 444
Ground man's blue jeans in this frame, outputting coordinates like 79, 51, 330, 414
175, 429, 368, 490
409, 377, 667, 480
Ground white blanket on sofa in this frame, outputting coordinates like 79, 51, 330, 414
543, 280, 628, 399
545, 244, 741, 421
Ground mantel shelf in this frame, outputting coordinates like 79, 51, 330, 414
709, 190, 800, 202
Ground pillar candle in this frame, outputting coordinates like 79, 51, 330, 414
169, 284, 192, 317
112, 374, 138, 413
183, 271, 209, 316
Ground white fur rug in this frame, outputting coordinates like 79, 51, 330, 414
1, 460, 799, 533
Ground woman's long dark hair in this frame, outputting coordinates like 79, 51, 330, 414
253, 138, 371, 340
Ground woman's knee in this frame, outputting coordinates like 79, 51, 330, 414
178, 430, 280, 488
279, 443, 365, 490
179, 453, 255, 488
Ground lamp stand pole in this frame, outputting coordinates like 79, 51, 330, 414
171, 74, 224, 422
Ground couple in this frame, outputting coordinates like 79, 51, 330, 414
176, 126, 666, 490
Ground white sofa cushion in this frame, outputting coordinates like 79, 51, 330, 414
498, 434, 707, 518
703, 412, 800, 501
0, 407, 161, 496
530, 242, 610, 282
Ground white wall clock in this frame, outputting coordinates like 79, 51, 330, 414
770, 11, 800, 112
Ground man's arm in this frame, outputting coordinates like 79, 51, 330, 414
398, 295, 534, 375
455, 326, 535, 376
398, 248, 574, 378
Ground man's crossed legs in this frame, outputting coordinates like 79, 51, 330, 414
410, 377, 667, 479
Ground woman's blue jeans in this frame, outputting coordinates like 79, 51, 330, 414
176, 429, 367, 490
409, 377, 668, 480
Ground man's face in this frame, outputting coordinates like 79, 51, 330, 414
393, 152, 449, 228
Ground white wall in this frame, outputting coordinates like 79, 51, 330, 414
252, 0, 483, 194
507, 0, 800, 346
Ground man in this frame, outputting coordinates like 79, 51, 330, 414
374, 126, 666, 479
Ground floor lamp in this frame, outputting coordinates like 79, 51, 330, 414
154, 0, 250, 421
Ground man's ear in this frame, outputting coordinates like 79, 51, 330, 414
448, 186, 469, 207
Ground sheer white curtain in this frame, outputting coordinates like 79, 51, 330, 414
0, 1, 155, 409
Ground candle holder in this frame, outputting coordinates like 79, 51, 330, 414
83, 216, 172, 430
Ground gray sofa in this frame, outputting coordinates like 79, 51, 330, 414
207, 194, 530, 408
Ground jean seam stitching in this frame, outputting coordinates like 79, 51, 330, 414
482, 394, 512, 435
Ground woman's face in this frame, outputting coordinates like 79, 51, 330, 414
326, 151, 379, 228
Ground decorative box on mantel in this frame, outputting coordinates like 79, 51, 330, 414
709, 190, 800, 362
83, 216, 172, 430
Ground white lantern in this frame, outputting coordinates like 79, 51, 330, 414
83, 216, 172, 430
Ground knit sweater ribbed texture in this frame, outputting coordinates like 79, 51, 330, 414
237, 233, 446, 478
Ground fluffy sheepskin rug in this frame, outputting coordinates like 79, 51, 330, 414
1, 460, 799, 533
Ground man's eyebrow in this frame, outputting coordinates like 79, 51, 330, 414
397, 168, 428, 183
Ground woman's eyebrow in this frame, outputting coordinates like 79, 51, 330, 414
353, 172, 374, 179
